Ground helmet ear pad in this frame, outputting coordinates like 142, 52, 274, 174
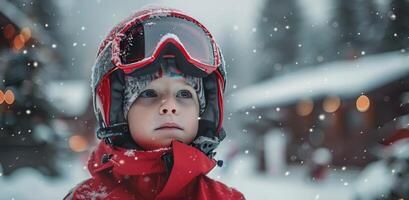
195, 69, 224, 136
108, 69, 126, 125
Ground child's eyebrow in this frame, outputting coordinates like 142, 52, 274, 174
180, 82, 195, 90
171, 79, 193, 88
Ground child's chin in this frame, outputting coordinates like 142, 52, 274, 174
142, 139, 173, 150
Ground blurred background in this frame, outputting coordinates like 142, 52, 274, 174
0, 0, 409, 199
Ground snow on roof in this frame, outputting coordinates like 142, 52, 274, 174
45, 80, 91, 117
230, 52, 409, 111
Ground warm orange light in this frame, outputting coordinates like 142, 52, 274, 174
323, 96, 341, 113
13, 34, 25, 50
68, 135, 88, 152
4, 24, 15, 39
356, 95, 370, 112
20, 27, 31, 41
296, 99, 314, 116
0, 90, 4, 104
4, 90, 14, 104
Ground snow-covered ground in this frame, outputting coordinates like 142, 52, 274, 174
0, 154, 357, 200
0, 158, 90, 200
209, 155, 355, 200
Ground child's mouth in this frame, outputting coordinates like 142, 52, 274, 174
155, 122, 183, 130
156, 127, 182, 130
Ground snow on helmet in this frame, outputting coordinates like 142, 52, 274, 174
91, 6, 226, 157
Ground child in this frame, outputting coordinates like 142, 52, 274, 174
64, 6, 245, 200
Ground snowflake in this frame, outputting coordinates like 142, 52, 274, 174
124, 150, 136, 157
84, 185, 108, 200
147, 146, 172, 152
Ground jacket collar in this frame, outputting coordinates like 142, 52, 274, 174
158, 140, 216, 198
87, 140, 216, 197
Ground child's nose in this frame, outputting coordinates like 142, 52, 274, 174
159, 98, 177, 115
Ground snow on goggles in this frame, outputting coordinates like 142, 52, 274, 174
111, 16, 221, 75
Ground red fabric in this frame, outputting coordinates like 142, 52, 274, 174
64, 141, 245, 200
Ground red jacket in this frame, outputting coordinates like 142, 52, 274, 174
64, 140, 245, 200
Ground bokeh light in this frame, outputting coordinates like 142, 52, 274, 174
296, 99, 314, 116
356, 95, 370, 112
323, 96, 341, 113
68, 135, 88, 152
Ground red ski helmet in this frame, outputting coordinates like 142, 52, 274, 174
91, 7, 226, 155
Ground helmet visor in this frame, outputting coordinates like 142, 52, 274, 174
119, 16, 216, 70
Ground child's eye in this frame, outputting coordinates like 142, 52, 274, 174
176, 89, 193, 98
139, 89, 157, 98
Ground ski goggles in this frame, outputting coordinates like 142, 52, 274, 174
111, 15, 221, 76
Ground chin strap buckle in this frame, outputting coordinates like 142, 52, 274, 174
216, 160, 224, 167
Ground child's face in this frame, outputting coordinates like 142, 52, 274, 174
127, 76, 200, 150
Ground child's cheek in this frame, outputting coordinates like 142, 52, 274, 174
177, 98, 200, 111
